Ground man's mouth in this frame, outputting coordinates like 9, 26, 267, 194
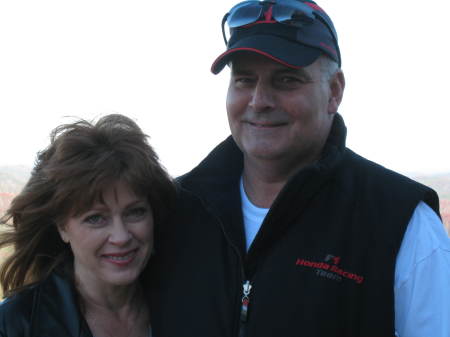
247, 121, 286, 128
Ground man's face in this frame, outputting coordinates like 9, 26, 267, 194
226, 53, 344, 169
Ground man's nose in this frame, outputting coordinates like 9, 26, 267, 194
108, 218, 132, 245
248, 81, 275, 112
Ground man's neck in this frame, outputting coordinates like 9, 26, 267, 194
242, 158, 300, 208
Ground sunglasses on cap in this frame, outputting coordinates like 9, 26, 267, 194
221, 0, 338, 46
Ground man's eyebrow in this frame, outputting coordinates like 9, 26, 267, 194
231, 67, 254, 76
230, 65, 313, 80
276, 67, 309, 76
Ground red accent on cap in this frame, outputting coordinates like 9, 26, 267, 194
211, 47, 302, 74
242, 5, 276, 28
242, 19, 277, 29
264, 5, 273, 21
319, 42, 337, 56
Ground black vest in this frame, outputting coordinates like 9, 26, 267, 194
150, 114, 440, 337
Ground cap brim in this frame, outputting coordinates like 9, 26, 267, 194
211, 34, 322, 74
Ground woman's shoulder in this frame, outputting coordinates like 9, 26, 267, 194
0, 283, 40, 336
0, 271, 76, 336
1, 285, 37, 311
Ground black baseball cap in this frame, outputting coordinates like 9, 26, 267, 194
211, 0, 340, 74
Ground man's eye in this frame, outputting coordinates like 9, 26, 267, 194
124, 207, 148, 222
274, 75, 310, 89
278, 76, 300, 83
83, 214, 107, 226
234, 77, 255, 86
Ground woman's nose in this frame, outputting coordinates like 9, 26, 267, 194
108, 218, 132, 245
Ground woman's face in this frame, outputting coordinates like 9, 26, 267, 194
58, 180, 154, 289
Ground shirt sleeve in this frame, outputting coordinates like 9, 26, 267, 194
394, 201, 450, 337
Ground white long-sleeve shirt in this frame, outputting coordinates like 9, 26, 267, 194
394, 201, 450, 337
240, 179, 450, 337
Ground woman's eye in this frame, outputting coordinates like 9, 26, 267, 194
124, 207, 148, 222
83, 214, 107, 226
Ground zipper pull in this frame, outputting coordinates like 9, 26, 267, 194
240, 280, 252, 322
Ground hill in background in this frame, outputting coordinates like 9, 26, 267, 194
0, 166, 31, 215
0, 166, 30, 194
414, 173, 450, 199
413, 173, 450, 232
0, 166, 449, 232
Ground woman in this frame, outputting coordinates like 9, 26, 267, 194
0, 114, 175, 337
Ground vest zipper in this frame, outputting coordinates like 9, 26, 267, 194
238, 280, 252, 337
195, 197, 251, 337
240, 280, 252, 321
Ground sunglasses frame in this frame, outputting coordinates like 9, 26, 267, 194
221, 0, 338, 48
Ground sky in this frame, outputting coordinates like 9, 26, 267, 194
0, 0, 449, 177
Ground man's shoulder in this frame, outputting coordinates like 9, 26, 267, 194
342, 148, 439, 210
177, 136, 242, 184
344, 148, 429, 187
175, 137, 243, 205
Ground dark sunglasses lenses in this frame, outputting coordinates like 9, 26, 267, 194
227, 0, 316, 28
227, 2, 264, 28
272, 2, 315, 24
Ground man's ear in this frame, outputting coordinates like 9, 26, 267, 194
328, 69, 345, 114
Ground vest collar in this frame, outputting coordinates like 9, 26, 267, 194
179, 114, 348, 258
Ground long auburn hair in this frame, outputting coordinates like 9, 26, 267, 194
0, 114, 175, 297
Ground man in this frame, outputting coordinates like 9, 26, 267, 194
150, 1, 450, 336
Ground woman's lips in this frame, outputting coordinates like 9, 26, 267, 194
102, 249, 138, 266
